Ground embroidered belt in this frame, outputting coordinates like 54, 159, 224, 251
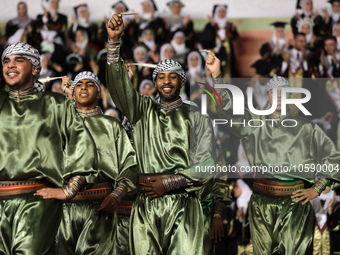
253, 179, 304, 197
0, 180, 52, 199
64, 182, 113, 203
117, 200, 134, 216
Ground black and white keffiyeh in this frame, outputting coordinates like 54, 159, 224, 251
2, 42, 44, 91
265, 76, 290, 93
71, 71, 101, 96
152, 59, 187, 83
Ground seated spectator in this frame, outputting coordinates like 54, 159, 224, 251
171, 29, 188, 66
332, 22, 340, 51
291, 0, 323, 36
205, 4, 240, 77
5, 2, 35, 45
68, 4, 99, 49
319, 36, 340, 78
260, 22, 287, 64
36, 0, 68, 45
323, 0, 340, 37
297, 17, 322, 52
163, 0, 194, 47
159, 43, 175, 61
139, 79, 156, 98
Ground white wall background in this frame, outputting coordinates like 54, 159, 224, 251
0, 0, 333, 23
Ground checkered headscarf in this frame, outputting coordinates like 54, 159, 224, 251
265, 76, 290, 93
2, 42, 41, 78
2, 42, 44, 91
152, 59, 187, 83
71, 71, 101, 96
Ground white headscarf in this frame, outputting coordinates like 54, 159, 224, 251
332, 23, 340, 50
77, 6, 90, 28
75, 30, 89, 50
142, 28, 155, 50
271, 28, 286, 51
160, 43, 174, 61
133, 45, 149, 63
213, 5, 228, 41
171, 31, 187, 55
300, 0, 313, 16
297, 17, 314, 44
187, 51, 203, 80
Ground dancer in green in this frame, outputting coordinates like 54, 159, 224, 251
0, 42, 97, 255
206, 51, 340, 255
37, 71, 137, 255
106, 14, 219, 254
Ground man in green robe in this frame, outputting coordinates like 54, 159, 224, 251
36, 71, 138, 254
106, 14, 220, 254
0, 42, 97, 255
205, 51, 340, 255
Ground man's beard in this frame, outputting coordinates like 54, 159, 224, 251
157, 85, 181, 102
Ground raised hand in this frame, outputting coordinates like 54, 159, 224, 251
205, 52, 221, 78
106, 14, 125, 43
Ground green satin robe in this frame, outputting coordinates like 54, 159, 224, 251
0, 91, 97, 186
0, 90, 97, 255
199, 146, 232, 255
215, 88, 340, 254
106, 60, 217, 255
56, 113, 138, 255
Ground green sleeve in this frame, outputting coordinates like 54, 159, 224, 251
115, 126, 138, 193
106, 59, 153, 124
311, 124, 340, 187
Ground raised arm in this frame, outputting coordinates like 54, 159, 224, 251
105, 14, 152, 124
205, 52, 258, 138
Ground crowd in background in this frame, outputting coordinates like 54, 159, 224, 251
1, 0, 340, 254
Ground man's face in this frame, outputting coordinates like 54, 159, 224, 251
3, 55, 37, 90
332, 1, 340, 14
74, 79, 99, 108
155, 71, 183, 102
295, 35, 307, 50
325, 39, 337, 55
267, 87, 282, 114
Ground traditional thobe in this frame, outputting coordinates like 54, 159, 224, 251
0, 89, 97, 255
106, 59, 217, 255
55, 108, 137, 255
214, 86, 340, 255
